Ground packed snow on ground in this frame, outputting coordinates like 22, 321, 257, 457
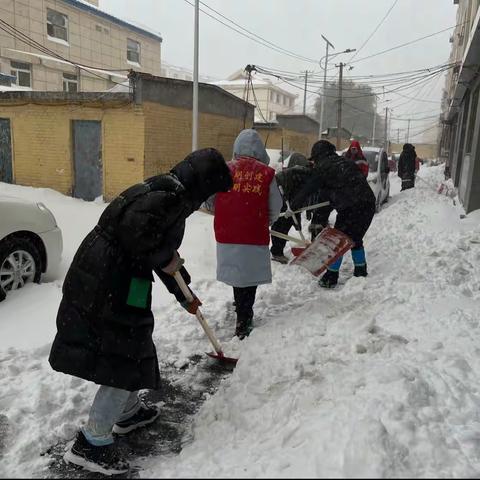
1, 166, 480, 478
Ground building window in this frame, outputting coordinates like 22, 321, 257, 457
270, 91, 275, 102
10, 61, 31, 88
465, 87, 479, 154
283, 96, 288, 106
63, 73, 78, 93
127, 38, 141, 64
47, 9, 68, 42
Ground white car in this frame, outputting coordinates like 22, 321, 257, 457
362, 147, 391, 212
0, 196, 63, 299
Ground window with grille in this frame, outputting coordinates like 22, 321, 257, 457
127, 39, 141, 64
47, 9, 68, 42
63, 73, 78, 93
10, 61, 31, 88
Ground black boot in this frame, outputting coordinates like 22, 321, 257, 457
64, 431, 129, 475
271, 254, 289, 264
235, 315, 253, 340
354, 264, 368, 277
113, 400, 160, 435
319, 269, 339, 288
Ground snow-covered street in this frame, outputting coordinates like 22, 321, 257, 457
1, 165, 480, 478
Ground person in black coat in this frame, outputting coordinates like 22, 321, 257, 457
270, 153, 311, 263
49, 148, 232, 475
292, 140, 376, 288
398, 143, 417, 191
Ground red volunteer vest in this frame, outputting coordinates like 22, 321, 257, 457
214, 156, 275, 246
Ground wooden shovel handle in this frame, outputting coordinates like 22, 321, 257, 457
173, 272, 224, 356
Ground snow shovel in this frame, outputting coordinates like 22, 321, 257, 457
290, 226, 354, 277
270, 230, 310, 258
278, 200, 330, 217
278, 185, 309, 257
173, 272, 238, 366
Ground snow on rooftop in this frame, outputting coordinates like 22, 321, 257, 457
68, 0, 162, 40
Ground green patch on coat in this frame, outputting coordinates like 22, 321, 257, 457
127, 277, 151, 309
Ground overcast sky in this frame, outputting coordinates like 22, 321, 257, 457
100, 0, 457, 142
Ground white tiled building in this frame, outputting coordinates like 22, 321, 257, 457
0, 0, 162, 92
213, 70, 297, 123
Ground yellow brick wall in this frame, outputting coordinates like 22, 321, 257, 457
256, 127, 317, 157
143, 102, 252, 177
0, 102, 145, 200
256, 127, 283, 152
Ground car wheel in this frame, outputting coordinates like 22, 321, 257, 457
0, 237, 42, 295
375, 195, 381, 213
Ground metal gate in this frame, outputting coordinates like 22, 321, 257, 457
0, 118, 13, 184
72, 120, 102, 201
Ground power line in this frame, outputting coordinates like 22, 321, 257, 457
350, 24, 462, 65
256, 63, 455, 101
198, 1, 317, 64
182, 0, 318, 64
348, 0, 399, 63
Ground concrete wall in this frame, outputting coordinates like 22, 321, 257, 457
0, 0, 161, 91
0, 98, 145, 200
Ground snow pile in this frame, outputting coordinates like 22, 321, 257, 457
2, 166, 480, 477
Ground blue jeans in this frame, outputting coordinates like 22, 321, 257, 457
82, 386, 141, 446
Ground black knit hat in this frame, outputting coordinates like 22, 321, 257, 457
309, 140, 336, 161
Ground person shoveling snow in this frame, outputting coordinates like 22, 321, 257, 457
203, 129, 283, 340
291, 140, 376, 288
48, 148, 233, 476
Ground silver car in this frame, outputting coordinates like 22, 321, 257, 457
363, 147, 391, 212
0, 195, 63, 298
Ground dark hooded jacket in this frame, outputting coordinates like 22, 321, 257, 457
398, 143, 416, 180
275, 165, 311, 205
49, 148, 232, 392
292, 140, 375, 211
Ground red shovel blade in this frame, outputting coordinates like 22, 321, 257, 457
206, 351, 238, 366
291, 246, 307, 257
291, 227, 354, 277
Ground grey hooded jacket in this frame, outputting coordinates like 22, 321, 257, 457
205, 129, 283, 287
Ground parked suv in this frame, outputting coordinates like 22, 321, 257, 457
0, 196, 63, 300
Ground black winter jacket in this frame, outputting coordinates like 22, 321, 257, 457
291, 152, 375, 212
275, 165, 311, 206
398, 144, 416, 180
49, 149, 232, 391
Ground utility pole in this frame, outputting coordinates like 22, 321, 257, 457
192, 0, 199, 151
302, 70, 309, 115
336, 62, 344, 150
384, 107, 389, 150
372, 96, 378, 146
406, 119, 411, 143
372, 114, 377, 146
319, 35, 335, 140
397, 128, 400, 144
